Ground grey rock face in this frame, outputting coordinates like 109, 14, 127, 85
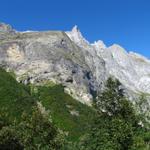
0, 23, 150, 105
0, 23, 14, 33
66, 26, 107, 91
66, 26, 150, 97
0, 23, 101, 105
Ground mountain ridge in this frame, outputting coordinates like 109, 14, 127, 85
66, 26, 150, 95
0, 23, 150, 105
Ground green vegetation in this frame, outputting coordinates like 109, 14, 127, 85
0, 68, 95, 148
0, 68, 36, 124
0, 68, 149, 149
0, 106, 66, 150
78, 78, 150, 150
37, 85, 95, 141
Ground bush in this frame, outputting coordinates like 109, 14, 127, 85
0, 106, 66, 150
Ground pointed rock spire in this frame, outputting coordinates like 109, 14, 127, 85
72, 25, 79, 32
71, 25, 82, 41
66, 25, 89, 46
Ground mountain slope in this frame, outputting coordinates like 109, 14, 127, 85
66, 26, 150, 96
0, 68, 36, 122
0, 68, 95, 141
0, 22, 150, 104
0, 23, 102, 105
37, 85, 95, 141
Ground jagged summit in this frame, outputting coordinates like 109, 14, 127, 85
0, 22, 150, 104
66, 25, 150, 94
92, 40, 106, 49
67, 26, 108, 51
66, 25, 90, 47
71, 25, 79, 33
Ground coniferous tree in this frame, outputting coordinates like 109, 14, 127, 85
79, 77, 149, 150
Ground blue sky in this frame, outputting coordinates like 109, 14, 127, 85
0, 0, 150, 58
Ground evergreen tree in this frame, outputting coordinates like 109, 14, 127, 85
79, 77, 149, 150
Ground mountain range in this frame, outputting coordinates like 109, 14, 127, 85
0, 23, 150, 105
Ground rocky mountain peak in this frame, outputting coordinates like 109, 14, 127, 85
0, 23, 15, 33
66, 26, 90, 47
92, 40, 106, 49
71, 25, 79, 33
108, 44, 129, 60
0, 23, 150, 105
66, 26, 150, 95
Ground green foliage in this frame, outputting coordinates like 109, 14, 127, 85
135, 94, 150, 129
0, 69, 149, 149
0, 106, 66, 150
0, 126, 24, 150
78, 116, 135, 150
36, 85, 96, 141
0, 68, 96, 147
131, 129, 150, 150
95, 77, 126, 116
0, 68, 36, 122
79, 77, 150, 150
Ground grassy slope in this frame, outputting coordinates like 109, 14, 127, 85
37, 85, 96, 141
0, 68, 95, 141
0, 68, 36, 122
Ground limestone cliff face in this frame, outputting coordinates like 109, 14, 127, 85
0, 23, 102, 105
0, 23, 150, 105
66, 26, 150, 97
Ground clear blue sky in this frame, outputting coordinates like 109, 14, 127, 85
0, 0, 150, 58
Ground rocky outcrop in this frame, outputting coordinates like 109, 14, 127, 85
0, 23, 150, 105
0, 23, 101, 105
66, 26, 150, 96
